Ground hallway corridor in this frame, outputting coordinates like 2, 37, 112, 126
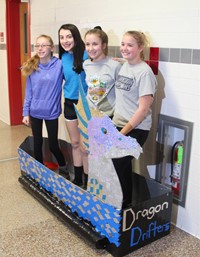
0, 120, 200, 257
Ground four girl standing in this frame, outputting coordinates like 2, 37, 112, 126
22, 28, 157, 206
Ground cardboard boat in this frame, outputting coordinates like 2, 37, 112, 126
18, 136, 173, 257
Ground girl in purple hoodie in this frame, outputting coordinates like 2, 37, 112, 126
21, 34, 69, 179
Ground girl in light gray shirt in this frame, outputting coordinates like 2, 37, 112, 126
112, 31, 157, 208
83, 28, 121, 117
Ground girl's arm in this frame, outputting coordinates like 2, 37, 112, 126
22, 77, 32, 117
120, 94, 154, 135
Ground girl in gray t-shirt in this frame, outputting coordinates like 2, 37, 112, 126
83, 28, 121, 117
112, 31, 157, 208
81, 27, 122, 181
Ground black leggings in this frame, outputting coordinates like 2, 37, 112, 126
30, 116, 66, 166
112, 128, 149, 208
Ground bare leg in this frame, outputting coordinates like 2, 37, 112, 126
66, 119, 83, 167
66, 119, 85, 186
81, 144, 89, 189
80, 141, 89, 175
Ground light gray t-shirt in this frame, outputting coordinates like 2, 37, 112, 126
112, 61, 157, 130
83, 56, 121, 117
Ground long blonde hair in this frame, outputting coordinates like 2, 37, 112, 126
21, 34, 54, 77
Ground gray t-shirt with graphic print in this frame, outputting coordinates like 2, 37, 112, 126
112, 61, 157, 130
83, 56, 121, 117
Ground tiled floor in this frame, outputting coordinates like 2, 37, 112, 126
0, 120, 200, 257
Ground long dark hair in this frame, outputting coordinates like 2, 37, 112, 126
58, 24, 85, 74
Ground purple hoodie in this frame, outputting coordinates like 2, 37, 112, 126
23, 57, 63, 120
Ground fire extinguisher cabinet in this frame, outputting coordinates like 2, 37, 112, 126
156, 114, 193, 207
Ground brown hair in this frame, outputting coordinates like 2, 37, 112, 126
21, 34, 54, 76
85, 28, 108, 56
124, 31, 148, 60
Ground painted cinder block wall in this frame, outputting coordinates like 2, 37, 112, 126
0, 0, 199, 239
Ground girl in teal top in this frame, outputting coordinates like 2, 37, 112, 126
58, 24, 88, 189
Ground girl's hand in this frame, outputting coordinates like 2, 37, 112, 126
22, 116, 30, 126
112, 57, 126, 65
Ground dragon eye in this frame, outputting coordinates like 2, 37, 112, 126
101, 127, 107, 134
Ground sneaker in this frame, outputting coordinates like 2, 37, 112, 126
72, 180, 87, 190
59, 167, 70, 180
72, 179, 83, 187
81, 183, 87, 190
